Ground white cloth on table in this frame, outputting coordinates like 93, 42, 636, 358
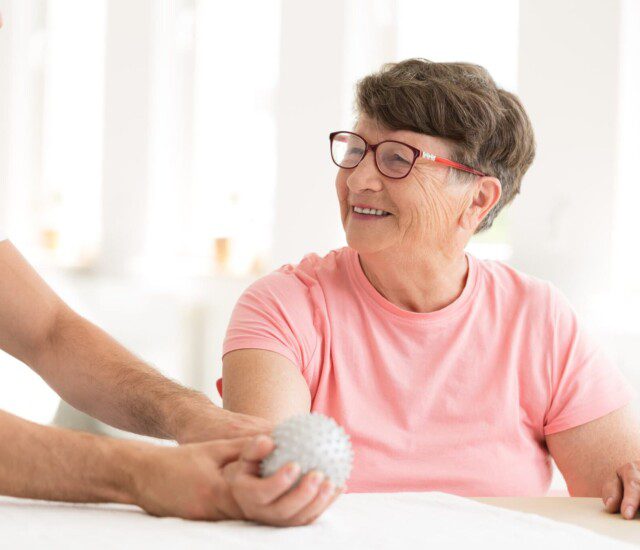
0, 492, 630, 549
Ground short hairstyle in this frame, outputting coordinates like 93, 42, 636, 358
355, 58, 536, 233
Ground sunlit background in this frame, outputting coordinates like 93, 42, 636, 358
0, 0, 639, 490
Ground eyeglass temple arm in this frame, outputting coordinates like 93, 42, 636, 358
422, 151, 486, 177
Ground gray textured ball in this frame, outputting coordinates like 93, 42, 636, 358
260, 413, 354, 487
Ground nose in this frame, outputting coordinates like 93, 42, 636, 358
345, 149, 384, 194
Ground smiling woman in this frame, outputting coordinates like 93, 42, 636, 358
221, 59, 640, 518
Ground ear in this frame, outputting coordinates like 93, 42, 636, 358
459, 177, 502, 231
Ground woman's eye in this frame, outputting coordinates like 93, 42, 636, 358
391, 154, 410, 164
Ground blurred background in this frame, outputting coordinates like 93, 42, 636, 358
0, 0, 638, 486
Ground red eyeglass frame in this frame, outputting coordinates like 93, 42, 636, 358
329, 131, 487, 178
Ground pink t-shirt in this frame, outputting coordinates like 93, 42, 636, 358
222, 247, 635, 496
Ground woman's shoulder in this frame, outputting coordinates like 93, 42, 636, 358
244, 247, 351, 299
474, 255, 556, 302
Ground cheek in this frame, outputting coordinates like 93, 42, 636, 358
411, 181, 466, 234
335, 171, 348, 200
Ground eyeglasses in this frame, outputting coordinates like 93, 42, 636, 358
329, 131, 486, 179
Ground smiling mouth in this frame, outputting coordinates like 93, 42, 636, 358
351, 206, 392, 217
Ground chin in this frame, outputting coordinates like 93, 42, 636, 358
345, 232, 388, 255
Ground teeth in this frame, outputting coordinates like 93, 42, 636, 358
353, 206, 389, 216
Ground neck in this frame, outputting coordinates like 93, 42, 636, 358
357, 245, 469, 313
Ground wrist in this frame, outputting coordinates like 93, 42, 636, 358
173, 407, 222, 445
107, 439, 153, 506
167, 393, 222, 444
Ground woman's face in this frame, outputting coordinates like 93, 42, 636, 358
335, 115, 476, 257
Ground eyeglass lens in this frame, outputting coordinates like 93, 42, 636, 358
331, 132, 415, 178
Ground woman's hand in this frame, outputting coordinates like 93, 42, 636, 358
224, 435, 343, 526
602, 460, 640, 520
547, 404, 640, 518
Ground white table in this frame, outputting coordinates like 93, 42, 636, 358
0, 492, 636, 549
476, 497, 639, 546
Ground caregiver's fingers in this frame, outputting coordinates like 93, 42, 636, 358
618, 462, 640, 520
602, 475, 623, 514
238, 435, 275, 474
289, 481, 342, 526
208, 437, 252, 467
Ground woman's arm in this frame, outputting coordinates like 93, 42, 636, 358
546, 402, 640, 518
222, 349, 311, 423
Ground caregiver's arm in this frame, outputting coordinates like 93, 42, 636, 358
223, 349, 311, 423
0, 408, 328, 525
0, 240, 270, 443
546, 402, 640, 519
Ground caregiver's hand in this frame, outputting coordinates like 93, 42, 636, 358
223, 435, 343, 526
132, 435, 340, 525
175, 407, 274, 444
132, 437, 250, 520
602, 460, 640, 520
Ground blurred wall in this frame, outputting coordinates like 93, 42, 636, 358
0, 0, 638, 435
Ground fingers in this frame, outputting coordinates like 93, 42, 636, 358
225, 436, 343, 527
602, 475, 623, 514
232, 413, 275, 437
208, 437, 253, 466
618, 463, 640, 520
239, 435, 275, 471
231, 466, 340, 526
269, 471, 327, 519
234, 461, 301, 505
287, 480, 342, 526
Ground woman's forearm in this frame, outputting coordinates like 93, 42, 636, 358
0, 408, 139, 503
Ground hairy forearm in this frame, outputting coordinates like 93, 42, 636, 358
0, 408, 140, 503
0, 242, 267, 444
32, 307, 214, 440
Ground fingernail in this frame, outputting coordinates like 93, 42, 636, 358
286, 463, 300, 480
624, 505, 635, 519
604, 497, 613, 508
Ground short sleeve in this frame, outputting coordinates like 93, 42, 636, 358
222, 269, 319, 373
544, 284, 636, 435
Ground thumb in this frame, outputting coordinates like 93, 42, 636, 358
238, 435, 275, 473
208, 437, 252, 466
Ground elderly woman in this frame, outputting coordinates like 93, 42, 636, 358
221, 59, 640, 519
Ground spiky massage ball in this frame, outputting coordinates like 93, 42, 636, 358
260, 413, 354, 487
